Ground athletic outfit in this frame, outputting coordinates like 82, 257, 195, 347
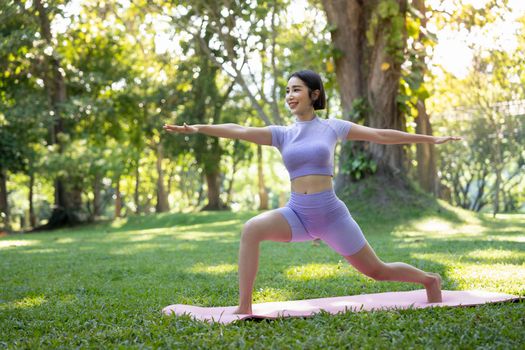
268, 116, 367, 256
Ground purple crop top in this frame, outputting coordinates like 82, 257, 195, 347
268, 116, 353, 180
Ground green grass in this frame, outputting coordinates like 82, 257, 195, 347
1, 198, 524, 349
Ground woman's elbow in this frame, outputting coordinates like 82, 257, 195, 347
371, 129, 390, 144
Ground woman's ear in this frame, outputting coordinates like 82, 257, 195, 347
310, 89, 320, 102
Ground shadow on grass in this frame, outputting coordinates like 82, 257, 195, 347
0, 221, 450, 308
2, 193, 523, 310
98, 211, 257, 233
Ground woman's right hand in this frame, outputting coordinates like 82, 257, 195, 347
163, 123, 199, 134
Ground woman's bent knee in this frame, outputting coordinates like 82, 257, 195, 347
363, 264, 389, 281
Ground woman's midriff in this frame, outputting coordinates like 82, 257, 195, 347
290, 175, 333, 194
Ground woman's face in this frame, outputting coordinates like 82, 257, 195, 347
285, 77, 317, 115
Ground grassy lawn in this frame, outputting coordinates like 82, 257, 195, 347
1, 198, 524, 349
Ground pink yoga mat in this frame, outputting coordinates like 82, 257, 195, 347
162, 290, 520, 324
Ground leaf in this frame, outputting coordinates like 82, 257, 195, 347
326, 60, 335, 73
377, 0, 399, 19
326, 23, 337, 33
406, 17, 420, 38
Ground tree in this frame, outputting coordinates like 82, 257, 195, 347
31, 0, 87, 227
176, 33, 234, 210
153, 0, 287, 210
322, 0, 409, 189
158, 0, 340, 208
433, 49, 525, 214
0, 1, 49, 230
408, 0, 437, 194
428, 2, 524, 214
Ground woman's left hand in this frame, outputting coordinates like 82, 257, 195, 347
163, 123, 199, 134
433, 136, 463, 144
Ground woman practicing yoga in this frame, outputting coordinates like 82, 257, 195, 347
163, 70, 461, 315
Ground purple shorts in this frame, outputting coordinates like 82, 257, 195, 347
276, 189, 367, 256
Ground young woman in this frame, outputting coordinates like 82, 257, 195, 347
163, 70, 461, 315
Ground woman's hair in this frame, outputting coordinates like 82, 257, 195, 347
288, 70, 326, 110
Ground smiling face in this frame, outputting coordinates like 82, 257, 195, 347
285, 76, 319, 116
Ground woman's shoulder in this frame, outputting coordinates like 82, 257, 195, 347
268, 124, 293, 131
321, 117, 353, 140
323, 117, 353, 127
323, 116, 351, 123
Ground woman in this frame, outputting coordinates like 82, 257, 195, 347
163, 70, 461, 315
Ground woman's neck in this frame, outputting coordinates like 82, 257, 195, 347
294, 109, 316, 122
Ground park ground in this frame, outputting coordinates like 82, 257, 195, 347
1, 194, 524, 348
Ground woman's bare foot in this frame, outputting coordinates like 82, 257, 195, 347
232, 306, 252, 315
424, 272, 442, 303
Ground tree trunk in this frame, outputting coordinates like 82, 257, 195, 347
225, 161, 237, 206
415, 100, 437, 194
202, 171, 222, 210
321, 0, 368, 115
29, 172, 36, 228
413, 0, 437, 195
71, 185, 83, 213
493, 152, 502, 218
366, 1, 407, 176
257, 145, 268, 210
322, 0, 408, 185
93, 174, 102, 218
322, 0, 369, 190
35, 0, 83, 227
166, 162, 176, 201
0, 169, 10, 231
54, 178, 68, 211
196, 174, 205, 208
155, 142, 170, 213
195, 135, 224, 210
134, 158, 140, 214
115, 176, 122, 218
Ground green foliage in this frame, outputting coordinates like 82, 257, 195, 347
0, 1, 48, 174
431, 0, 510, 32
278, 12, 339, 119
437, 108, 524, 212
341, 149, 377, 181
0, 131, 24, 172
2, 0, 524, 229
366, 0, 405, 62
432, 39, 525, 212
397, 2, 437, 121
349, 97, 369, 123
339, 98, 376, 181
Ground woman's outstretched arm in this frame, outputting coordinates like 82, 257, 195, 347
348, 123, 462, 144
163, 123, 272, 145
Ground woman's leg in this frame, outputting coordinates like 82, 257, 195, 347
234, 210, 293, 314
344, 242, 442, 302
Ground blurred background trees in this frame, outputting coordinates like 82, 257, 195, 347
1, 0, 523, 231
